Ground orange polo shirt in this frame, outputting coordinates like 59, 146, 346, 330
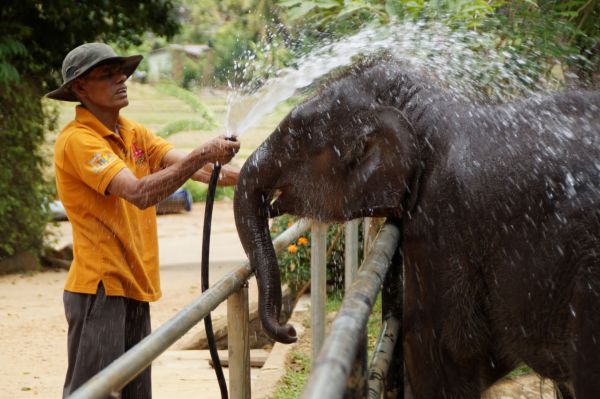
54, 106, 174, 302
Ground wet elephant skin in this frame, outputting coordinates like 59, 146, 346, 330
233, 60, 600, 399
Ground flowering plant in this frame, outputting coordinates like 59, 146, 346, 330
270, 214, 368, 295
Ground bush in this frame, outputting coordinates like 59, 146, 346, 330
181, 59, 202, 89
270, 215, 366, 295
181, 180, 235, 203
0, 82, 54, 264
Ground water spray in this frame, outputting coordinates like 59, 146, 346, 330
201, 136, 237, 399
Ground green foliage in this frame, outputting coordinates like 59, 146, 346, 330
181, 180, 235, 202
508, 364, 533, 378
0, 38, 26, 83
276, 0, 599, 84
155, 83, 216, 126
0, 82, 54, 263
174, 0, 291, 85
182, 59, 203, 89
366, 294, 383, 358
270, 214, 365, 294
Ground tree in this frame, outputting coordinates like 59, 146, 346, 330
173, 0, 291, 85
276, 0, 599, 84
0, 1, 180, 268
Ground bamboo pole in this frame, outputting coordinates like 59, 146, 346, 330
301, 223, 400, 399
367, 317, 401, 399
311, 222, 328, 363
228, 283, 251, 399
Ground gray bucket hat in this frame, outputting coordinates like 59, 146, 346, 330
46, 43, 143, 102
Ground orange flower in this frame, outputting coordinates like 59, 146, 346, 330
297, 237, 309, 246
287, 244, 298, 254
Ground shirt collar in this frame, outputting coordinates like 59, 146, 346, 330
74, 106, 134, 138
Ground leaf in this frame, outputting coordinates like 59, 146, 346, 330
277, 0, 304, 7
287, 2, 318, 20
337, 3, 369, 17
315, 0, 341, 9
521, 0, 539, 7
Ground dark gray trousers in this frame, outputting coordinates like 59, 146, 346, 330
63, 283, 151, 398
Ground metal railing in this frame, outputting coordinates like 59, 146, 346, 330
67, 218, 401, 399
301, 223, 401, 399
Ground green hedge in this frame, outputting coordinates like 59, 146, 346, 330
0, 82, 54, 264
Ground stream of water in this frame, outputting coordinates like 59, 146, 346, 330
225, 20, 562, 139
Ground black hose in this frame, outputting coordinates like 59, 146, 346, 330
201, 162, 228, 399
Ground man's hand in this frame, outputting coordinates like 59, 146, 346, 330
194, 136, 240, 166
193, 163, 239, 186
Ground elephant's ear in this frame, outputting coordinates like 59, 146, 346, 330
372, 106, 422, 211
342, 106, 418, 168
374, 106, 417, 140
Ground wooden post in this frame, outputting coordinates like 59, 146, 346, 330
345, 220, 360, 291
311, 222, 328, 363
228, 283, 251, 399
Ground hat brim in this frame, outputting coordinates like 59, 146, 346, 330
45, 54, 143, 102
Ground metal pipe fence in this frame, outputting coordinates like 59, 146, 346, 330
300, 223, 401, 399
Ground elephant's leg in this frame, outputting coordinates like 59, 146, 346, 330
571, 271, 600, 399
404, 332, 481, 399
479, 354, 515, 391
555, 382, 574, 399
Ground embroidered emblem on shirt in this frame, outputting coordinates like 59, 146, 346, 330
131, 142, 146, 165
88, 152, 115, 173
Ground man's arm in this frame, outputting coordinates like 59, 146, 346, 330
107, 137, 239, 209
161, 149, 240, 186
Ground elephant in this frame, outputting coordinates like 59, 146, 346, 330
233, 59, 600, 398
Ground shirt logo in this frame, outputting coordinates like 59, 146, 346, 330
132, 142, 146, 165
88, 152, 115, 173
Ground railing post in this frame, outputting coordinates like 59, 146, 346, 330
228, 283, 251, 399
363, 218, 372, 257
311, 221, 328, 363
345, 219, 366, 398
345, 220, 360, 291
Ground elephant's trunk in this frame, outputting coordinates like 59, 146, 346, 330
234, 143, 298, 344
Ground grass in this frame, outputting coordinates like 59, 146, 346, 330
508, 364, 533, 378
155, 83, 216, 126
156, 119, 214, 138
269, 352, 311, 399
269, 293, 384, 399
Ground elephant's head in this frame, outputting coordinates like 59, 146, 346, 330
234, 63, 421, 343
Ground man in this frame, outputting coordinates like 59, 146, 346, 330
46, 43, 240, 398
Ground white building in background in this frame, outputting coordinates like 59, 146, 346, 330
146, 44, 209, 83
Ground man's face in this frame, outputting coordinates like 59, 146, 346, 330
73, 62, 129, 110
